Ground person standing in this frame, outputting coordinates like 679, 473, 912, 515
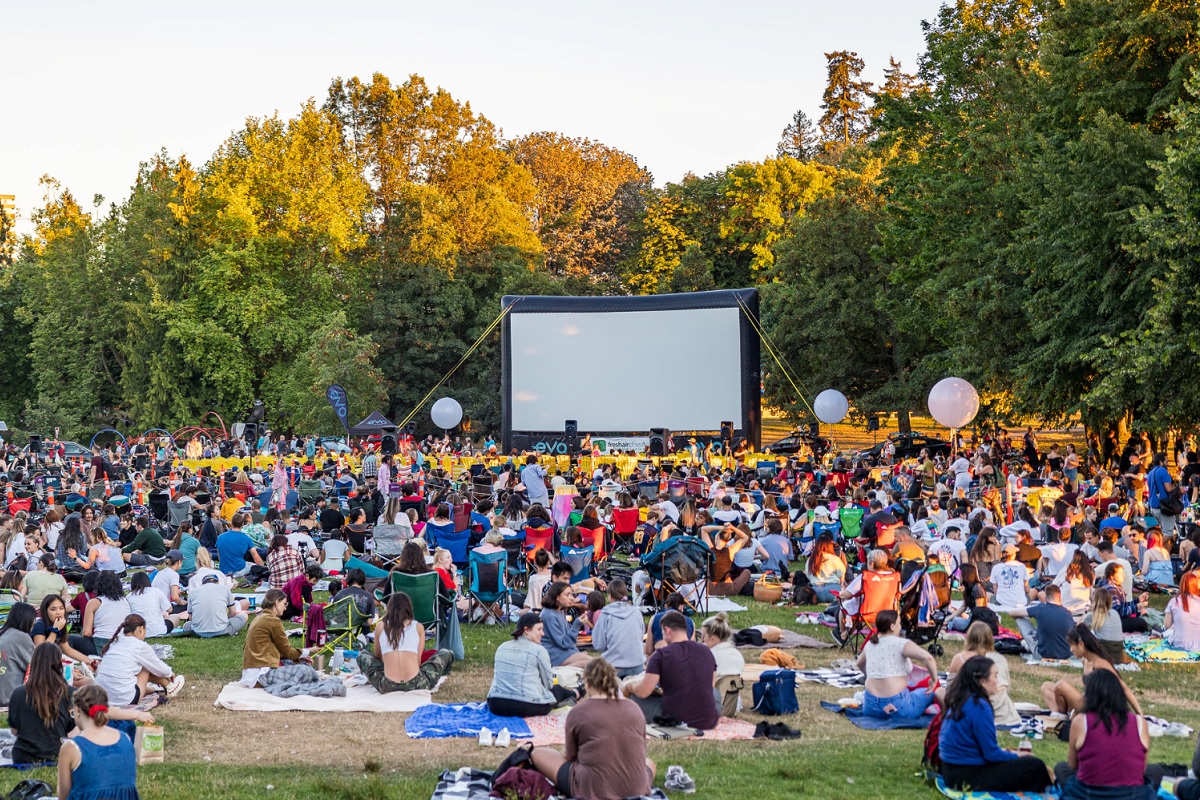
1146, 452, 1178, 541
521, 455, 549, 508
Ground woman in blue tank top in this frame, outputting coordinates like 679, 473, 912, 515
56, 684, 140, 800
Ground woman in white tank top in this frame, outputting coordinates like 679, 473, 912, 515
855, 610, 943, 720
356, 593, 453, 693
82, 572, 134, 652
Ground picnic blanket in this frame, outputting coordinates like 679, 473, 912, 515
734, 629, 835, 649
820, 700, 933, 730
706, 597, 748, 613
526, 712, 756, 746
930, 773, 1060, 800
1125, 639, 1200, 663
215, 681, 433, 712
405, 702, 532, 739
429, 768, 673, 800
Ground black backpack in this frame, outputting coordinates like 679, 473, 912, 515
1160, 486, 1184, 517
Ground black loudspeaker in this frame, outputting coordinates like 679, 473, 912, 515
404, 422, 417, 436
649, 428, 669, 457
381, 433, 398, 454
807, 422, 819, 437
28, 435, 42, 454
218, 440, 233, 458
242, 423, 258, 444
867, 416, 880, 432
720, 421, 734, 444
565, 420, 578, 453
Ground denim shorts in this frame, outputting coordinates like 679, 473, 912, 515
863, 688, 935, 719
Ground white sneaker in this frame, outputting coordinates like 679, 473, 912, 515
494, 727, 511, 748
478, 726, 494, 746
165, 675, 186, 698
665, 765, 696, 794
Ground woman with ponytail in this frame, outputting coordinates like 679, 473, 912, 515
94, 614, 184, 706
1041, 623, 1142, 717
532, 658, 655, 800
8, 643, 152, 765
57, 684, 142, 800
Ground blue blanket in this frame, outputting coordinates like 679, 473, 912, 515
404, 702, 532, 739
820, 700, 933, 730
931, 773, 1174, 800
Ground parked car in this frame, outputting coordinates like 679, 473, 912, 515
763, 431, 832, 461
316, 436, 353, 454
22, 440, 90, 458
856, 432, 952, 461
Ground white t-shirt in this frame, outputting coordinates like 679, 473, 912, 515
286, 531, 319, 557
128, 589, 172, 637
151, 567, 180, 604
321, 539, 350, 573
377, 620, 419, 655
1167, 596, 1200, 651
1100, 556, 1134, 598
990, 561, 1028, 610
1042, 542, 1078, 577
656, 500, 681, 524
950, 458, 972, 486
929, 538, 967, 574
95, 633, 172, 705
525, 572, 552, 609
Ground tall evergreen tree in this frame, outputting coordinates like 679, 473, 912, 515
819, 51, 873, 149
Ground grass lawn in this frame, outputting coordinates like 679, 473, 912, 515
3, 592, 1197, 800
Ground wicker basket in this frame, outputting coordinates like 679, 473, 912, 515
753, 573, 783, 603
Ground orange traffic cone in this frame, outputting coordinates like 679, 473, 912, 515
46, 485, 56, 506
104, 479, 112, 498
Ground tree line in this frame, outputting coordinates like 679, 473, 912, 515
2, 0, 1199, 444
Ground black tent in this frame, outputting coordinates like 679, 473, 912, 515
348, 411, 396, 435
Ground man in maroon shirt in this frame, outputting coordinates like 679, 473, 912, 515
624, 610, 718, 729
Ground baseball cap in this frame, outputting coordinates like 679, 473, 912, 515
512, 612, 541, 639
165, 549, 183, 562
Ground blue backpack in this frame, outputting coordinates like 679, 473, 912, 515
752, 669, 798, 716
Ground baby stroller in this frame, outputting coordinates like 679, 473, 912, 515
899, 558, 952, 656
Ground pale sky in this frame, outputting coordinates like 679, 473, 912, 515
3, 0, 943, 234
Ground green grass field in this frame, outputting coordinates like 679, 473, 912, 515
3, 592, 1196, 799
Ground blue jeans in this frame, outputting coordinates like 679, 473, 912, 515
863, 688, 935, 719
812, 583, 841, 603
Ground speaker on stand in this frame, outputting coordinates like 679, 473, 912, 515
564, 420, 578, 456
720, 420, 734, 453
649, 428, 669, 457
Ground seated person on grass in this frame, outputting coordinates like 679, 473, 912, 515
332, 568, 376, 618
357, 592, 453, 692
624, 610, 719, 730
1041, 624, 1142, 718
95, 613, 184, 705
855, 609, 943, 720
1010, 583, 1074, 660
8, 643, 153, 766
532, 658, 655, 800
488, 612, 582, 717
939, 655, 1053, 793
281, 565, 324, 622
241, 588, 314, 686
183, 573, 248, 638
541, 582, 593, 668
644, 593, 695, 656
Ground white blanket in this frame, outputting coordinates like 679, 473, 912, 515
214, 681, 434, 713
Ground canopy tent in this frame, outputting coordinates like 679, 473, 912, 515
349, 411, 397, 435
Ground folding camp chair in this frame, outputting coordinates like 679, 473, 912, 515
523, 526, 554, 562
837, 568, 901, 651
560, 545, 594, 585
297, 480, 324, 508
580, 524, 607, 565
839, 505, 865, 542
372, 523, 411, 570
453, 502, 472, 533
377, 571, 446, 643
167, 500, 193, 531
431, 526, 470, 568
644, 535, 711, 615
467, 549, 510, 625
0, 589, 18, 627
311, 593, 373, 654
610, 507, 640, 558
500, 535, 527, 588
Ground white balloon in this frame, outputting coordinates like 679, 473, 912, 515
927, 377, 980, 429
430, 397, 463, 430
813, 389, 849, 425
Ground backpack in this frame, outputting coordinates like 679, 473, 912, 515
751, 669, 799, 716
922, 709, 945, 773
491, 767, 556, 800
1160, 485, 1184, 517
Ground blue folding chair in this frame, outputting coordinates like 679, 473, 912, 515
467, 549, 511, 625
433, 527, 470, 568
500, 534, 527, 588
560, 544, 594, 584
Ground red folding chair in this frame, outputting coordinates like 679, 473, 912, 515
611, 507, 640, 557
840, 568, 901, 651
581, 523, 607, 564
524, 526, 554, 562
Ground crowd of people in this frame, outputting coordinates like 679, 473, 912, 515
1, 423, 1200, 799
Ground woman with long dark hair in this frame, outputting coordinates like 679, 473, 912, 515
32, 594, 96, 666
855, 610, 942, 720
939, 655, 1052, 791
8, 643, 153, 765
804, 532, 846, 603
81, 571, 132, 652
1042, 624, 1142, 716
0, 602, 36, 705
56, 515, 87, 573
357, 592, 453, 692
1054, 669, 1162, 798
947, 563, 991, 632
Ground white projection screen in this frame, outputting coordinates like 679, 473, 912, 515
501, 290, 761, 451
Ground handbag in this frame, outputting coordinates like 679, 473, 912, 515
439, 601, 465, 661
